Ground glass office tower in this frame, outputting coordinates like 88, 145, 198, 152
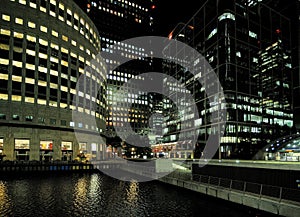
162, 0, 293, 159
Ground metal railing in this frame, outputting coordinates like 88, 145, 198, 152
165, 170, 300, 203
191, 173, 300, 203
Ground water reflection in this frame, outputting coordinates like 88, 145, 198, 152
126, 181, 139, 205
74, 177, 88, 210
88, 174, 103, 199
0, 181, 12, 216
0, 172, 279, 217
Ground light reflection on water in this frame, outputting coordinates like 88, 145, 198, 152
0, 181, 13, 216
0, 172, 279, 217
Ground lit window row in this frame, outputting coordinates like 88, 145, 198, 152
1, 13, 96, 57
9, 0, 100, 50
94, 0, 148, 12
101, 37, 145, 51
98, 6, 124, 17
116, 0, 148, 11
0, 29, 106, 82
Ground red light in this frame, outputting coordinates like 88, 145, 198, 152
276, 29, 281, 34
87, 3, 91, 8
151, 5, 156, 9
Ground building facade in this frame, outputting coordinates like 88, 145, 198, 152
74, 0, 157, 153
162, 0, 294, 159
0, 0, 107, 161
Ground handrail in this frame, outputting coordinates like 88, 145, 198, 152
190, 173, 300, 203
164, 170, 300, 203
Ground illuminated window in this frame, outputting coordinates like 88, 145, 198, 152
49, 83, 58, 89
50, 56, 58, 63
40, 141, 53, 150
39, 52, 47, 59
0, 94, 8, 100
40, 5, 46, 13
50, 43, 59, 50
25, 97, 34, 103
25, 115, 33, 122
15, 18, 23, 25
29, 1, 37, 8
61, 60, 68, 67
62, 35, 68, 42
12, 60, 22, 68
51, 30, 58, 37
15, 139, 30, 149
0, 59, 9, 65
12, 114, 20, 120
61, 141, 72, 150
71, 40, 77, 46
25, 64, 35, 71
37, 99, 47, 105
28, 21, 36, 28
12, 75, 22, 82
49, 70, 58, 76
40, 26, 47, 33
61, 47, 68, 53
0, 29, 10, 36
19, 0, 26, 5
39, 38, 48, 46
79, 142, 87, 152
26, 35, 36, 42
91, 143, 97, 152
13, 32, 23, 39
70, 52, 77, 58
2, 14, 10, 21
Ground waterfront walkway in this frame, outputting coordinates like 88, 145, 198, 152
158, 160, 300, 217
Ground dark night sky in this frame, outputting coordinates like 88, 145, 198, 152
153, 1, 204, 37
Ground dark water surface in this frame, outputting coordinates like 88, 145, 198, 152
0, 172, 280, 217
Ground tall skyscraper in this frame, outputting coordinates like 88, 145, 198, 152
74, 0, 157, 155
162, 0, 294, 159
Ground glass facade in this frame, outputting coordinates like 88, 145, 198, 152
255, 133, 300, 161
162, 0, 294, 159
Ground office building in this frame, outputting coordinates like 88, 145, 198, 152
162, 0, 294, 159
74, 0, 157, 152
0, 0, 107, 161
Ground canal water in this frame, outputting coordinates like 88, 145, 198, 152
0, 171, 279, 217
